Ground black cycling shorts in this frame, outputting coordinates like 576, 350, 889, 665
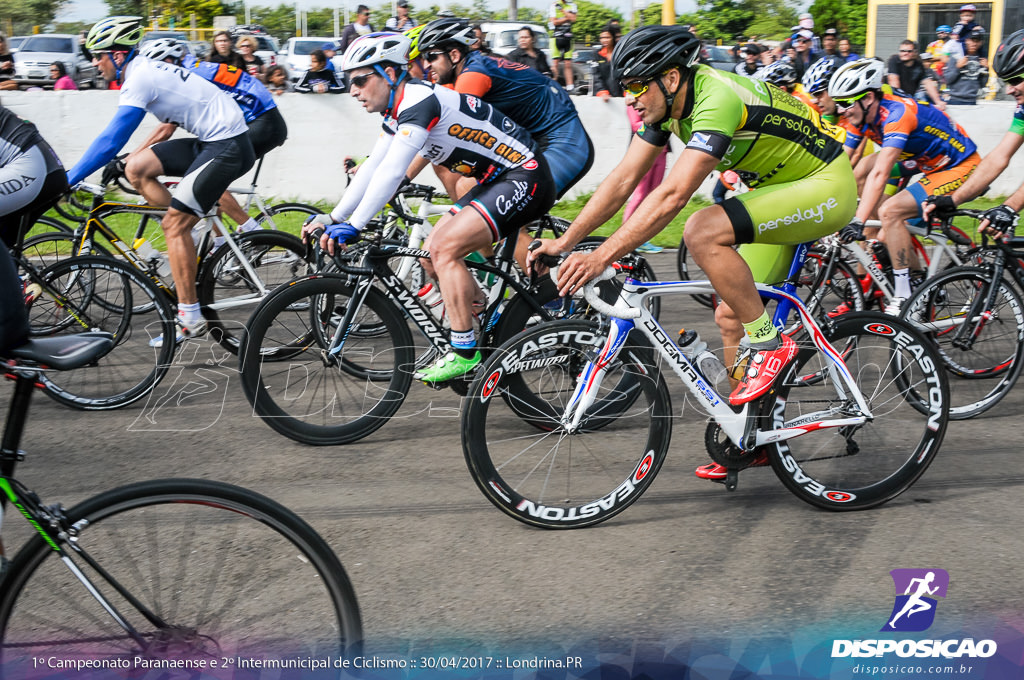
248, 106, 288, 159
0, 141, 68, 249
0, 238, 29, 353
152, 132, 255, 216
455, 155, 556, 242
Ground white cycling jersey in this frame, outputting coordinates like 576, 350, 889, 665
330, 80, 536, 229
119, 57, 248, 142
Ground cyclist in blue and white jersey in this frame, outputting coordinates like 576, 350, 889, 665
65, 16, 254, 340
304, 32, 556, 383
121, 38, 286, 235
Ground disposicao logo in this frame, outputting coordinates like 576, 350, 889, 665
882, 568, 948, 632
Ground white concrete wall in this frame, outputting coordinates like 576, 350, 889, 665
3, 90, 1021, 203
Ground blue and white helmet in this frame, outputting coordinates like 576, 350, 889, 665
756, 59, 798, 87
341, 32, 411, 71
802, 57, 839, 94
140, 38, 186, 62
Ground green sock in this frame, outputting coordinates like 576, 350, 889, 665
743, 311, 779, 347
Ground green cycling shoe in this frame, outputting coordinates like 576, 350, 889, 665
414, 350, 481, 383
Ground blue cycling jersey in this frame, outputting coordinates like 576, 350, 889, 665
181, 55, 276, 123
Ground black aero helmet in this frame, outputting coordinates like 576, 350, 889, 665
611, 25, 702, 82
418, 17, 477, 52
994, 28, 1024, 80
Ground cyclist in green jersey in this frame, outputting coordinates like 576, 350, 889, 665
527, 25, 857, 480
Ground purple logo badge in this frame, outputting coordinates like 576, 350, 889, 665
882, 568, 949, 632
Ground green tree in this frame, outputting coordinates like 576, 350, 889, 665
809, 0, 867, 47
492, 7, 546, 25
691, 0, 754, 42
572, 0, 621, 45
2, 0, 71, 33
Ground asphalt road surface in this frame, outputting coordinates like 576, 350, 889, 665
3, 251, 1021, 673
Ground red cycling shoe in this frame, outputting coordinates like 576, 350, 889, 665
728, 333, 799, 405
694, 448, 770, 480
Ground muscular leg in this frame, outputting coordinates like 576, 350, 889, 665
161, 208, 202, 304
877, 190, 922, 272
125, 149, 172, 208
423, 210, 493, 333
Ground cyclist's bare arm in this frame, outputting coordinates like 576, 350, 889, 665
128, 122, 178, 160
553, 145, 719, 297
528, 134, 662, 271
946, 131, 1024, 210
855, 145, 901, 223
405, 154, 431, 182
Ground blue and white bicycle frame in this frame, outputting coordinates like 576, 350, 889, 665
554, 259, 873, 453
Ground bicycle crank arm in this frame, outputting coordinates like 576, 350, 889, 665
754, 416, 868, 447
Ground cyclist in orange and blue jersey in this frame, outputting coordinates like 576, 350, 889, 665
830, 58, 979, 313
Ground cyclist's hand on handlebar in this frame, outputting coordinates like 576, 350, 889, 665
838, 217, 866, 244
301, 213, 334, 242
320, 222, 361, 256
979, 204, 1018, 241
554, 249, 613, 298
100, 155, 127, 187
922, 195, 957, 222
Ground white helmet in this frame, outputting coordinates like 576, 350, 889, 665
341, 32, 411, 72
86, 16, 145, 51
140, 38, 186, 62
828, 58, 885, 100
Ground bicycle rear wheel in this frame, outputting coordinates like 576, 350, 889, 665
0, 479, 361, 664
199, 230, 311, 355
901, 266, 1024, 419
676, 242, 715, 308
29, 256, 176, 410
462, 319, 673, 529
239, 275, 414, 445
768, 313, 949, 510
257, 202, 323, 235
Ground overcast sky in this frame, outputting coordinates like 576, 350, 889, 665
58, 0, 702, 26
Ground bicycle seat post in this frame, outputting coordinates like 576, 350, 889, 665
1, 366, 36, 492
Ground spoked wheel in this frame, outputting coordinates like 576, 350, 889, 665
462, 319, 673, 529
0, 479, 361, 665
239, 274, 414, 445
768, 313, 949, 510
256, 202, 323, 234
676, 242, 714, 308
900, 266, 1024, 420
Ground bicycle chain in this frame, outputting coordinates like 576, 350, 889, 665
704, 421, 766, 468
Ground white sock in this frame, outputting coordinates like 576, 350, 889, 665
178, 302, 202, 324
893, 268, 911, 298
239, 218, 259, 232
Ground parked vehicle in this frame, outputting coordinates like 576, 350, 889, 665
478, 21, 550, 58
14, 34, 100, 88
279, 36, 339, 82
7, 36, 29, 53
705, 44, 738, 71
231, 26, 280, 68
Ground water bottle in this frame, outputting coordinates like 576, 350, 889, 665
134, 238, 173, 282
416, 283, 444, 321
677, 329, 728, 386
466, 251, 496, 287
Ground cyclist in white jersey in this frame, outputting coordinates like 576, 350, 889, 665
65, 16, 255, 341
304, 32, 556, 383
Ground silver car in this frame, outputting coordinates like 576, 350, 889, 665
14, 34, 100, 88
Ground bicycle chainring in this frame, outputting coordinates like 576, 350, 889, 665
704, 421, 765, 468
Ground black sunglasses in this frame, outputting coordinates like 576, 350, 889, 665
1005, 74, 1024, 86
424, 50, 447, 63
349, 72, 378, 88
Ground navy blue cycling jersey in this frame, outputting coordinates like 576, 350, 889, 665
454, 51, 580, 141
181, 55, 276, 123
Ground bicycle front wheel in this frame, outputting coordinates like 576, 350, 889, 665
901, 266, 1024, 420
462, 319, 673, 529
30, 256, 176, 410
768, 313, 949, 510
257, 202, 323, 235
0, 478, 361, 664
239, 275, 414, 445
199, 230, 311, 355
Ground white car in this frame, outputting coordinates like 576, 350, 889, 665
14, 34, 101, 88
279, 36, 340, 82
477, 21, 550, 59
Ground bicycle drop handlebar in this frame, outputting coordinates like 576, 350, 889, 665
528, 241, 641, 319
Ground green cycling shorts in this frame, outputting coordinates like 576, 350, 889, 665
722, 155, 857, 285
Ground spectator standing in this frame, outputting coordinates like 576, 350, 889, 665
507, 27, 552, 77
789, 29, 818, 78
50, 61, 77, 90
208, 30, 246, 69
295, 50, 344, 93
235, 35, 265, 80
927, 25, 953, 80
472, 25, 493, 55
734, 43, 762, 76
386, 0, 415, 32
0, 35, 18, 91
951, 4, 980, 44
946, 27, 989, 104
817, 28, 845, 69
887, 40, 945, 108
548, 0, 577, 91
838, 37, 860, 62
340, 5, 375, 54
265, 65, 292, 94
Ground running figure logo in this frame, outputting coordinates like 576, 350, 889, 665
882, 568, 950, 632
